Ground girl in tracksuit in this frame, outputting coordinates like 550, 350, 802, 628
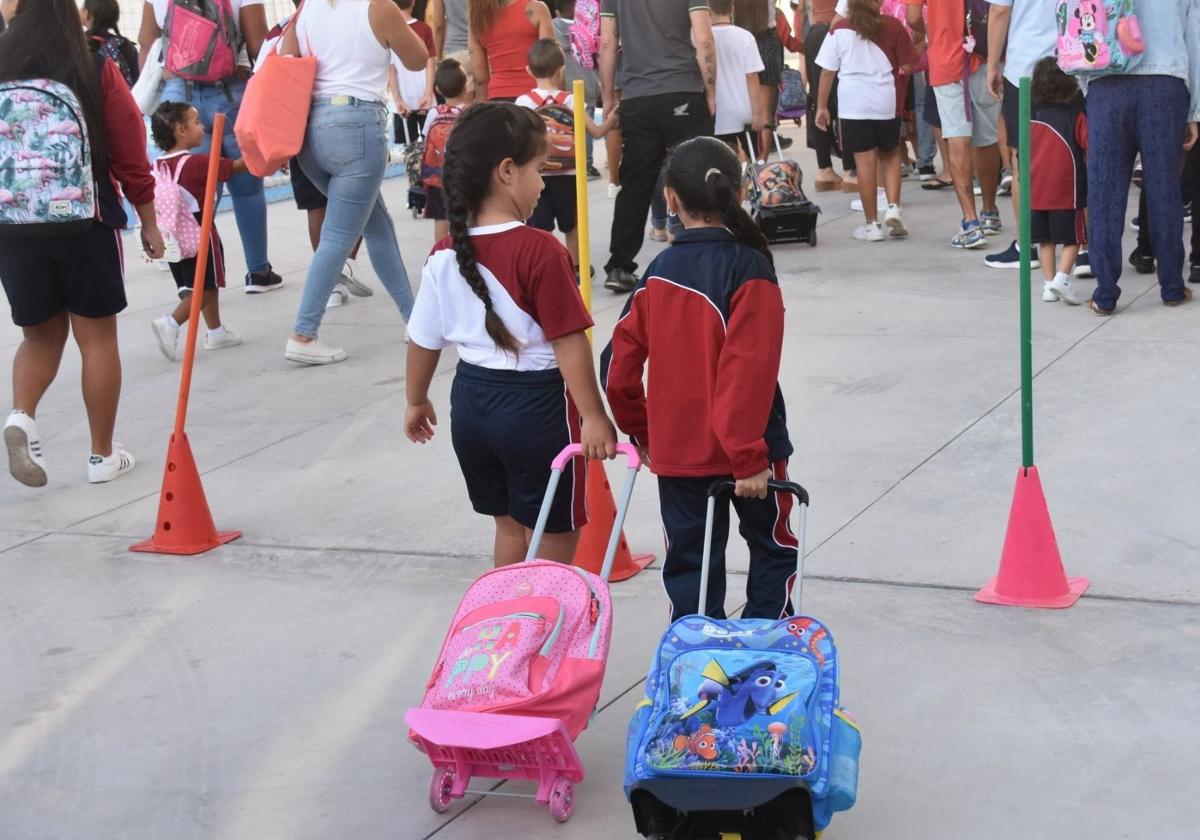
602, 136, 799, 622
403, 102, 617, 568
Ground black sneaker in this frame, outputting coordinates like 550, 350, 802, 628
1129, 216, 1140, 231
776, 134, 794, 151
604, 267, 637, 293
1129, 249, 1155, 274
983, 239, 1040, 269
1189, 263, 1200, 284
1185, 201, 1193, 224
586, 165, 602, 181
918, 164, 936, 181
245, 267, 284, 294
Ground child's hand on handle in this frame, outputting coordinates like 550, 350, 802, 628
404, 400, 438, 443
580, 414, 618, 461
734, 468, 772, 500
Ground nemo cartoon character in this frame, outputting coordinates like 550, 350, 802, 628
672, 724, 719, 761
787, 618, 828, 667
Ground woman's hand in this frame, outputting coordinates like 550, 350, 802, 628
580, 414, 617, 461
141, 223, 165, 260
734, 468, 772, 500
405, 400, 438, 443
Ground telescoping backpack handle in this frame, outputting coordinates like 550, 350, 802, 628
698, 479, 810, 618
525, 443, 642, 581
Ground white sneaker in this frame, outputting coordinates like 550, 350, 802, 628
87, 447, 136, 484
339, 261, 373, 297
883, 204, 908, 238
1042, 282, 1058, 302
4, 410, 47, 487
607, 183, 621, 200
151, 316, 180, 362
850, 188, 888, 213
285, 337, 347, 365
327, 283, 350, 309
852, 221, 885, 242
205, 326, 243, 351
1047, 272, 1084, 305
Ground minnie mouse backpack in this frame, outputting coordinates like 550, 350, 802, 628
1056, 0, 1145, 76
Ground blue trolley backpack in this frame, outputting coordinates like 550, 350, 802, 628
624, 481, 861, 840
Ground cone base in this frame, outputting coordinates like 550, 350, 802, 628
130, 529, 241, 556
975, 574, 1089, 609
606, 552, 655, 583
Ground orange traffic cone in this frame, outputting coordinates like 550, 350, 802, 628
130, 432, 241, 556
975, 466, 1088, 608
573, 460, 653, 582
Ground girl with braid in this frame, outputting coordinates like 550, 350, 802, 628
601, 137, 799, 623
404, 103, 617, 568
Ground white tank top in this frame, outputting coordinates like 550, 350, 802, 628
298, 0, 390, 103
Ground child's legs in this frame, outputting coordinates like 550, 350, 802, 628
527, 528, 581, 564
306, 207, 325, 252
493, 515, 527, 567
731, 460, 800, 620
878, 121, 903, 205
361, 196, 415, 320
658, 475, 731, 621
1038, 243, 1057, 281
853, 150, 879, 223
170, 289, 221, 329
1058, 244, 1080, 276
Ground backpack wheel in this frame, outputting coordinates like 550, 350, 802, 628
549, 776, 575, 823
428, 767, 455, 813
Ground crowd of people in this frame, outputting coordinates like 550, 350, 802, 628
1, 0, 1199, 616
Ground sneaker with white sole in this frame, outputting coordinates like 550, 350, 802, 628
1072, 251, 1094, 278
339, 261, 373, 297
979, 210, 1002, 236
87, 447, 135, 484
607, 183, 621, 200
984, 240, 1041, 269
285, 337, 347, 365
327, 283, 351, 309
205, 326, 243, 350
1042, 282, 1057, 302
852, 221, 885, 242
1047, 272, 1084, 305
4, 410, 47, 487
150, 316, 180, 361
951, 220, 988, 250
883, 204, 908, 238
245, 267, 284, 294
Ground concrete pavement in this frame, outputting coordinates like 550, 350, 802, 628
2, 126, 1198, 839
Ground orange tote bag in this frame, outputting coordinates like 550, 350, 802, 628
234, 9, 317, 177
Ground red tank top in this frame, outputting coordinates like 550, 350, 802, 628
479, 0, 540, 100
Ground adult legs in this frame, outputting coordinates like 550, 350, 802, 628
879, 145, 902, 206
70, 313, 121, 457
1136, 77, 1190, 302
805, 23, 839, 180
1086, 77, 1139, 310
11, 311, 69, 419
973, 142, 1001, 215
606, 95, 665, 275
947, 137, 978, 221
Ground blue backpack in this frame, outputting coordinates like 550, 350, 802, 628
623, 482, 861, 838
0, 79, 96, 238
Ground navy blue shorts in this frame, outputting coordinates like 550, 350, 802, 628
529, 175, 577, 235
450, 361, 586, 532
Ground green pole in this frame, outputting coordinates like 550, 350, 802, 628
1019, 77, 1034, 470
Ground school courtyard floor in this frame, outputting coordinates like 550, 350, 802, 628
2, 128, 1197, 840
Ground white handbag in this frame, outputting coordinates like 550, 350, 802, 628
131, 38, 164, 117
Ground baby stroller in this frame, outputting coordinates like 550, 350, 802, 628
745, 130, 821, 247
406, 444, 643, 823
623, 481, 861, 840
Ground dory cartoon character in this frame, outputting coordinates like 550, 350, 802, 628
786, 618, 828, 667
681, 660, 799, 727
672, 724, 719, 760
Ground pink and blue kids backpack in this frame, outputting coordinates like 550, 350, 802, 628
1056, 0, 1145, 76
0, 79, 96, 238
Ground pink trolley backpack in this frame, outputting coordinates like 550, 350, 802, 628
406, 443, 644, 823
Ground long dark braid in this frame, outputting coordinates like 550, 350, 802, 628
442, 103, 548, 356
665, 137, 774, 269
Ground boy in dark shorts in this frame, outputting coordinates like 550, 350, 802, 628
1028, 57, 1087, 306
288, 160, 371, 309
515, 39, 618, 276
421, 59, 472, 242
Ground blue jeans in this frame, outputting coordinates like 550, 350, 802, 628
294, 100, 414, 339
160, 78, 270, 274
913, 72, 937, 169
1086, 75, 1190, 308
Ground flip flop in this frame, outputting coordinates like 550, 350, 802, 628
921, 178, 953, 191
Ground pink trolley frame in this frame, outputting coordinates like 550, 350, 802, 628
406, 443, 643, 823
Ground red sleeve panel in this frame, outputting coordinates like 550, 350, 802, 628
604, 287, 651, 447
714, 279, 785, 478
99, 58, 153, 207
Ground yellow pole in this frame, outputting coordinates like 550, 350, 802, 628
572, 79, 592, 324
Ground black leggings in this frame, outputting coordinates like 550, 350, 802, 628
1135, 141, 1200, 262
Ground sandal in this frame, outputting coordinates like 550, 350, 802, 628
1164, 287, 1193, 307
1088, 299, 1115, 317
921, 177, 954, 191
814, 178, 843, 192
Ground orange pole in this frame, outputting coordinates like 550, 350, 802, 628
173, 113, 225, 437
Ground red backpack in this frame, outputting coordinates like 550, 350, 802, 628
421, 104, 463, 189
532, 91, 575, 173
164, 0, 238, 84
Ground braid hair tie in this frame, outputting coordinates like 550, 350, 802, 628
705, 167, 723, 181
